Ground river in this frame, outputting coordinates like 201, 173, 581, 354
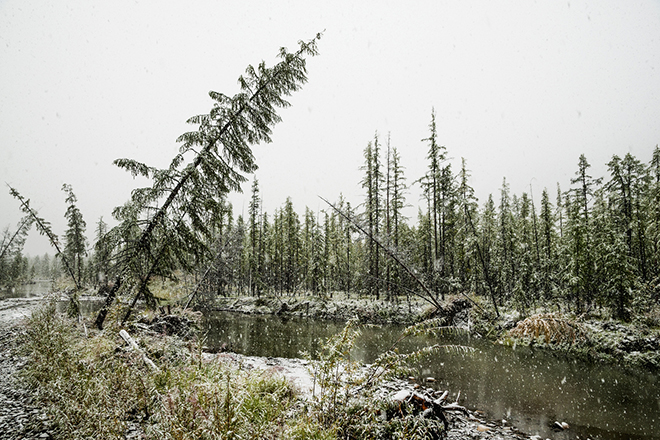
2, 282, 658, 439
203, 311, 660, 440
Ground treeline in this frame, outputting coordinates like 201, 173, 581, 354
0, 252, 64, 286
0, 249, 108, 289
0, 183, 107, 290
198, 113, 660, 320
3, 113, 659, 323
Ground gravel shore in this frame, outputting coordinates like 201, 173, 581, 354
0, 298, 53, 440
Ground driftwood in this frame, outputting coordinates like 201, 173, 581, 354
118, 329, 160, 372
391, 387, 470, 431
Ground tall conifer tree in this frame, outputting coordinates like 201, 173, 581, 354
94, 35, 321, 327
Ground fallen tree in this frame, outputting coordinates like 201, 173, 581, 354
320, 196, 487, 316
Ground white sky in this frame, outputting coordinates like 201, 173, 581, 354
1, 0, 660, 256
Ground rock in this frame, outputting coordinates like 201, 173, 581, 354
425, 377, 436, 383
391, 389, 411, 402
553, 420, 569, 430
476, 424, 490, 432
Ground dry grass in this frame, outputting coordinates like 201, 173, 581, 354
509, 313, 587, 345
19, 301, 325, 440
20, 300, 463, 439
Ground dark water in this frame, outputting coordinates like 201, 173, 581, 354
203, 311, 660, 440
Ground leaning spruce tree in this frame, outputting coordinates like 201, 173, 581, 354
94, 35, 321, 329
8, 185, 82, 290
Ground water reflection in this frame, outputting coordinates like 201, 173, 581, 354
204, 311, 660, 440
1, 281, 104, 316
0, 280, 54, 299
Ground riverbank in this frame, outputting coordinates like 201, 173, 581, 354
205, 351, 535, 439
0, 294, 543, 440
471, 306, 660, 373
209, 293, 660, 373
208, 293, 475, 326
5, 289, 658, 438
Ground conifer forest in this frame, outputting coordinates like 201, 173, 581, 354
3, 33, 660, 440
3, 117, 659, 324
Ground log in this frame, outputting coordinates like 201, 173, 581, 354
391, 389, 449, 430
441, 402, 470, 416
119, 329, 160, 372
435, 390, 449, 403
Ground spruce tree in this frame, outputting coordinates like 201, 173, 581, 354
419, 109, 455, 299
248, 177, 262, 296
539, 188, 556, 303
360, 134, 384, 299
8, 186, 79, 290
648, 146, 660, 281
591, 189, 634, 320
92, 217, 111, 286
456, 158, 478, 292
567, 154, 601, 311
385, 140, 408, 301
62, 184, 87, 288
282, 197, 300, 293
94, 34, 321, 327
498, 178, 515, 301
605, 153, 650, 281
0, 216, 32, 286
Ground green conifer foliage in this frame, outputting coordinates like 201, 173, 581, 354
94, 35, 321, 326
0, 216, 32, 286
62, 184, 87, 288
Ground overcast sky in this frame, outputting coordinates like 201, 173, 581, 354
2, 0, 660, 256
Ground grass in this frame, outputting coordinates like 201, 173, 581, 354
508, 313, 587, 345
19, 301, 325, 439
20, 301, 151, 439
18, 301, 456, 439
149, 364, 298, 439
